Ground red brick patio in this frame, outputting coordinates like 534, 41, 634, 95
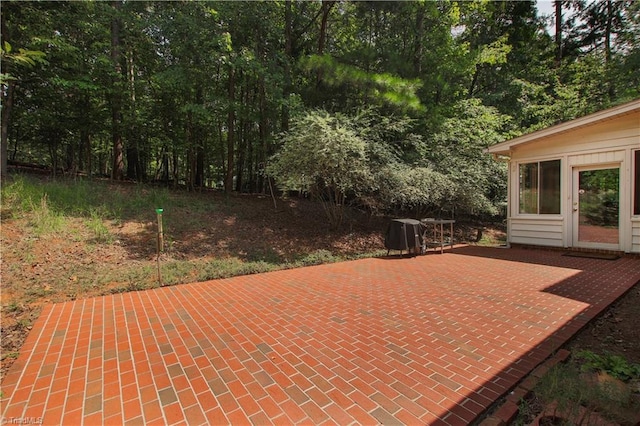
1, 246, 639, 425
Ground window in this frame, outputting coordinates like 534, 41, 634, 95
634, 150, 640, 215
519, 159, 561, 214
519, 163, 538, 214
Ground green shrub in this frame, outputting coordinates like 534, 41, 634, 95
576, 350, 640, 382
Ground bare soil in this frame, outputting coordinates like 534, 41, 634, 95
566, 280, 640, 365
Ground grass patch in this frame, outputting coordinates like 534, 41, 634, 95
4, 302, 22, 314
29, 194, 66, 235
121, 265, 156, 291
161, 261, 197, 286
86, 208, 113, 244
126, 249, 386, 289
1, 175, 171, 224
1, 352, 19, 362
160, 258, 279, 284
245, 247, 283, 264
294, 249, 338, 266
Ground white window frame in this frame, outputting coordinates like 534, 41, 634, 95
517, 158, 562, 216
633, 149, 640, 217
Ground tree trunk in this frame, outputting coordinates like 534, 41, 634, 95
11, 122, 19, 162
555, 0, 562, 66
126, 146, 140, 180
317, 0, 335, 86
235, 130, 244, 193
81, 130, 91, 176
186, 110, 194, 191
235, 77, 245, 193
159, 147, 169, 184
110, 0, 125, 180
246, 85, 255, 193
195, 87, 205, 188
225, 65, 236, 193
0, 81, 13, 177
604, 0, 612, 65
126, 45, 143, 181
65, 138, 76, 174
282, 0, 292, 132
605, 0, 614, 99
318, 1, 335, 55
195, 139, 205, 188
1, 13, 12, 178
49, 131, 59, 178
172, 148, 179, 188
468, 67, 479, 98
258, 76, 268, 193
413, 3, 425, 75
217, 119, 224, 188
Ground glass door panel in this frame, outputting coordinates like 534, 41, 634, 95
577, 168, 619, 244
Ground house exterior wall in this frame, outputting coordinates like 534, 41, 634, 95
505, 112, 640, 253
633, 220, 640, 253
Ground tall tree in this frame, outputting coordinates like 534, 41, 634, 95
225, 64, 235, 193
110, 1, 125, 180
1, 0, 637, 210
0, 4, 47, 177
555, 0, 563, 65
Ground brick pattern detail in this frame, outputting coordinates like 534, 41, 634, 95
1, 247, 639, 425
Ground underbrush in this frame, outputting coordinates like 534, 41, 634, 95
515, 351, 640, 425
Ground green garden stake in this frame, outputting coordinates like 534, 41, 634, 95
156, 208, 164, 285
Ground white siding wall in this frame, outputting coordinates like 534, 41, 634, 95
568, 150, 625, 167
632, 220, 640, 253
512, 114, 639, 158
509, 218, 564, 247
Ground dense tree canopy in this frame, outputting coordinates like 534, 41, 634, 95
1, 1, 638, 225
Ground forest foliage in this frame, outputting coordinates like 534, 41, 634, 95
1, 1, 638, 227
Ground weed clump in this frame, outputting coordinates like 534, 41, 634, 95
522, 352, 640, 426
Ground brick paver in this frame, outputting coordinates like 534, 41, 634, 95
1, 247, 639, 425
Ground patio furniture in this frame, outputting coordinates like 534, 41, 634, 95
384, 219, 426, 255
420, 218, 455, 254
